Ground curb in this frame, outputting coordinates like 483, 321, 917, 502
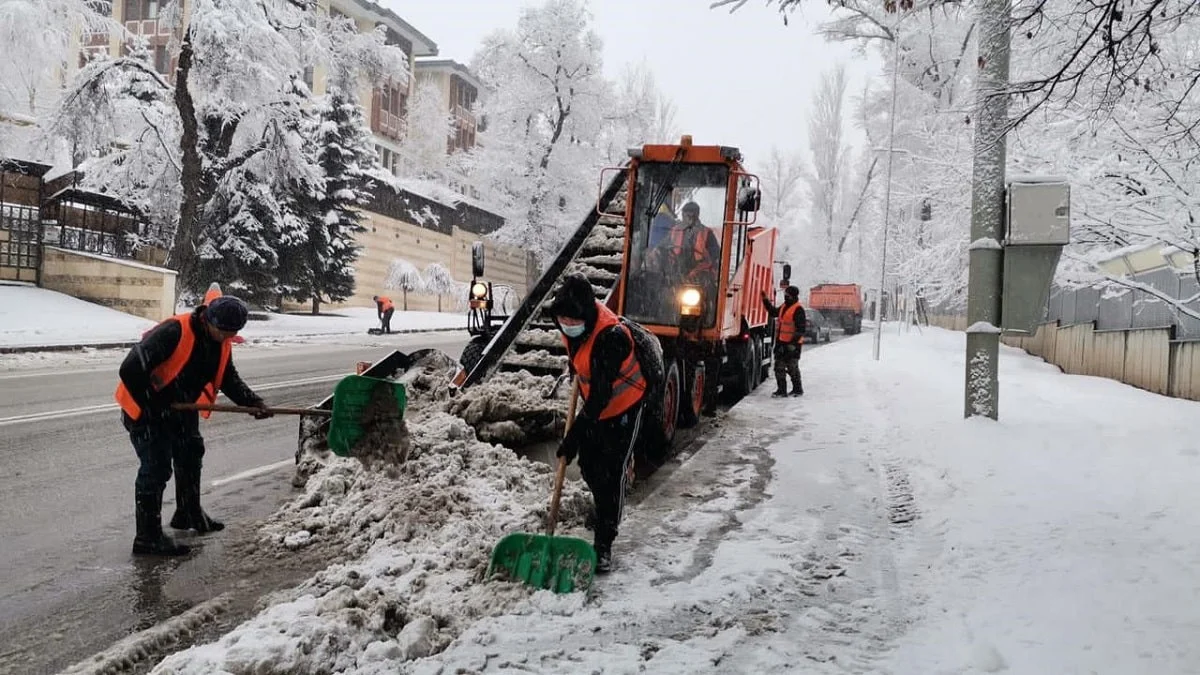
0, 326, 466, 355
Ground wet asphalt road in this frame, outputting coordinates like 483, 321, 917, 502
0, 333, 467, 675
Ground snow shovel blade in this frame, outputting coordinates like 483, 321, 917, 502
326, 374, 407, 457
487, 533, 597, 594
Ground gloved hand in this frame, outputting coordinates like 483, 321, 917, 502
556, 439, 579, 464
250, 401, 274, 420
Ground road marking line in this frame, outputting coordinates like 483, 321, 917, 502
210, 459, 293, 487
0, 373, 347, 427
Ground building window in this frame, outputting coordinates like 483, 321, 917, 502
124, 0, 159, 21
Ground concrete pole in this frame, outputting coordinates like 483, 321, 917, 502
873, 31, 901, 362
964, 0, 1012, 419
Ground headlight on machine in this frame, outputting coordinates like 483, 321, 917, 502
679, 287, 702, 317
471, 282, 488, 300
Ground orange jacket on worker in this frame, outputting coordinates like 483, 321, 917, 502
115, 313, 231, 421
777, 303, 804, 345
564, 303, 646, 419
377, 296, 395, 312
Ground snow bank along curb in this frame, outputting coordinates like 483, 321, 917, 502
152, 362, 593, 673
0, 326, 464, 354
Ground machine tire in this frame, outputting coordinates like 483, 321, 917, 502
662, 359, 681, 447
728, 342, 755, 400
459, 336, 489, 373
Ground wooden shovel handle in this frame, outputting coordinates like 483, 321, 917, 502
546, 378, 580, 537
171, 403, 333, 417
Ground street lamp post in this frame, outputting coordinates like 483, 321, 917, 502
873, 31, 902, 362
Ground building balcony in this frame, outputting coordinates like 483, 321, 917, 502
373, 108, 407, 142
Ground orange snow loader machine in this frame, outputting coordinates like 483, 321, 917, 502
610, 136, 777, 440
808, 283, 864, 335
487, 137, 779, 594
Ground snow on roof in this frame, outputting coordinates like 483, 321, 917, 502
414, 58, 488, 92
334, 0, 437, 56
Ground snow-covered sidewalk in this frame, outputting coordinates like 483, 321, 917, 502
123, 326, 1198, 674
0, 283, 463, 351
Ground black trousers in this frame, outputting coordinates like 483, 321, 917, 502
381, 308, 395, 333
128, 414, 205, 498
577, 402, 644, 552
774, 343, 802, 392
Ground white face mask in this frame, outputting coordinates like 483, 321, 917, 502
560, 323, 586, 338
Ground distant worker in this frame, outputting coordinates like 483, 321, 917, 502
373, 295, 395, 334
549, 273, 648, 574
115, 296, 273, 556
202, 281, 222, 306
761, 286, 806, 397
646, 201, 720, 284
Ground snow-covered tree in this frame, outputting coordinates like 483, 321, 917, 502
384, 258, 423, 310
600, 60, 678, 163
279, 85, 375, 314
467, 0, 611, 266
43, 0, 406, 301
0, 0, 117, 159
422, 261, 455, 312
754, 146, 807, 263
397, 77, 455, 180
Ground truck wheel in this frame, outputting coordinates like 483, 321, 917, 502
662, 360, 681, 447
459, 336, 489, 373
729, 342, 755, 400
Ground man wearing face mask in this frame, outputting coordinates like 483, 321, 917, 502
761, 286, 807, 397
548, 273, 648, 574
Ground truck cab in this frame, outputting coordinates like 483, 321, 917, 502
612, 136, 776, 429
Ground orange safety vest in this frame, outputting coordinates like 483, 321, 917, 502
203, 283, 222, 305
778, 303, 803, 345
115, 313, 231, 421
378, 296, 395, 312
666, 225, 715, 274
563, 303, 646, 419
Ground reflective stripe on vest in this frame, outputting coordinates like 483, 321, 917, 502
114, 313, 231, 421
778, 304, 802, 344
563, 303, 646, 419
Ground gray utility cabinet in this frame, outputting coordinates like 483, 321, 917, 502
1002, 177, 1071, 333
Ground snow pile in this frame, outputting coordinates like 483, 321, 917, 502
444, 371, 568, 446
154, 411, 595, 674
501, 348, 568, 371
0, 282, 155, 349
514, 328, 564, 349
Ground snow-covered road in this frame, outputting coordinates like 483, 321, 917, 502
52, 326, 1200, 674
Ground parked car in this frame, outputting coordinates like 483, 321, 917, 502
804, 308, 833, 343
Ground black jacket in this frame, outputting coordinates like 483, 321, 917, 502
119, 308, 261, 426
762, 296, 806, 345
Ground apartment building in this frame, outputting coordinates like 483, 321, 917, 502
413, 59, 484, 154
1, 0, 532, 315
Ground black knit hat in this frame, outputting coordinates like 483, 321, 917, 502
205, 296, 249, 332
547, 273, 596, 321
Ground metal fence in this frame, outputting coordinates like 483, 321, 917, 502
1047, 268, 1200, 340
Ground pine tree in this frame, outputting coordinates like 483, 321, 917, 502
285, 85, 376, 314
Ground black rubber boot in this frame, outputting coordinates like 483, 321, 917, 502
133, 493, 190, 557
594, 541, 613, 575
169, 470, 224, 534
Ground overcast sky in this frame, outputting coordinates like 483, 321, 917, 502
390, 0, 880, 170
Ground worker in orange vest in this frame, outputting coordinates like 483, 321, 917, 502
762, 286, 807, 397
549, 273, 649, 574
373, 295, 395, 334
114, 296, 273, 556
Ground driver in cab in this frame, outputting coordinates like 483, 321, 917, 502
643, 201, 721, 286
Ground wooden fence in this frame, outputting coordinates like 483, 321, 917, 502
928, 315, 1200, 402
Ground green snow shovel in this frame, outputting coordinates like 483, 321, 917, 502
177, 373, 406, 458
487, 379, 597, 594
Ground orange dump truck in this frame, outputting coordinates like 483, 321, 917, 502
808, 283, 863, 335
